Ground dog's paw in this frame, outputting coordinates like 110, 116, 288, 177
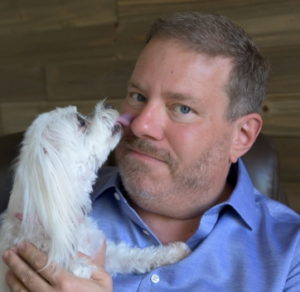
70, 258, 96, 279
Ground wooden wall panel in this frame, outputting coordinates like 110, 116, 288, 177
0, 0, 116, 34
46, 59, 134, 101
262, 94, 300, 137
116, 1, 300, 60
118, 0, 299, 20
267, 51, 300, 95
115, 20, 150, 60
0, 24, 115, 65
0, 64, 46, 102
118, 0, 300, 28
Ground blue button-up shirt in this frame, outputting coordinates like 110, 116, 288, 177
90, 160, 300, 291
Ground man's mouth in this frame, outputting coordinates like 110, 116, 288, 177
129, 147, 161, 161
125, 142, 169, 165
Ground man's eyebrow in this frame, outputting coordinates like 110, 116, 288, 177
127, 81, 142, 90
127, 82, 201, 105
165, 92, 200, 105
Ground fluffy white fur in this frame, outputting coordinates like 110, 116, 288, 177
0, 101, 190, 291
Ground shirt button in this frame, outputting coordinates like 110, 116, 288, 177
114, 192, 120, 200
151, 274, 160, 284
142, 229, 150, 236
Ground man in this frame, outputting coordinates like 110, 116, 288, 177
3, 12, 300, 291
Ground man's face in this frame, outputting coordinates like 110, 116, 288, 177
115, 38, 237, 219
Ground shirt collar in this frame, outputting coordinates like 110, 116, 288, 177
223, 159, 259, 230
91, 167, 121, 202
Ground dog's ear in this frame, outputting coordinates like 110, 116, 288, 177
11, 138, 83, 265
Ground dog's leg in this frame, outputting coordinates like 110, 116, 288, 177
105, 241, 190, 275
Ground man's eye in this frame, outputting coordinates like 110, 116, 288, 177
132, 93, 146, 103
175, 105, 192, 114
77, 114, 86, 128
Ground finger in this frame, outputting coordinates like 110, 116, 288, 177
3, 248, 51, 292
16, 242, 69, 285
6, 270, 29, 292
91, 268, 112, 289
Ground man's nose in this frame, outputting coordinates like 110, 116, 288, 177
130, 103, 165, 140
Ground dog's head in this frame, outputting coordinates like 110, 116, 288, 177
26, 101, 122, 175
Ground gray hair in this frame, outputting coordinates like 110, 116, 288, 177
146, 12, 269, 120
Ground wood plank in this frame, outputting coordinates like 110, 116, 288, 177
0, 0, 116, 34
262, 94, 300, 137
267, 50, 300, 95
239, 11, 300, 37
46, 59, 135, 101
118, 0, 297, 18
0, 99, 123, 135
116, 2, 300, 59
0, 24, 115, 64
118, 0, 300, 28
115, 20, 150, 60
0, 64, 46, 102
258, 32, 300, 54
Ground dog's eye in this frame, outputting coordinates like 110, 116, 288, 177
77, 114, 86, 128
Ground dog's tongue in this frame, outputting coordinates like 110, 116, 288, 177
117, 113, 133, 126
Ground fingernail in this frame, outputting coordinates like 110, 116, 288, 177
3, 250, 9, 259
3, 250, 11, 260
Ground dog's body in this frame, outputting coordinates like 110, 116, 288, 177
0, 102, 189, 291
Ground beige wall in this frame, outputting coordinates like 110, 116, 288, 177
0, 0, 299, 211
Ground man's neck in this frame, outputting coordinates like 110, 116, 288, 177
134, 206, 201, 244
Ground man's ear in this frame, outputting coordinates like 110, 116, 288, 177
230, 113, 263, 163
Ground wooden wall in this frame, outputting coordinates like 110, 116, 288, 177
0, 0, 299, 211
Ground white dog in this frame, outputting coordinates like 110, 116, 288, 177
0, 101, 190, 290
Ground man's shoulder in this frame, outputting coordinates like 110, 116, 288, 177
255, 191, 300, 226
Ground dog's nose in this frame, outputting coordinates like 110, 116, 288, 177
104, 103, 114, 109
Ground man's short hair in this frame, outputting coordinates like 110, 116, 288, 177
146, 12, 269, 120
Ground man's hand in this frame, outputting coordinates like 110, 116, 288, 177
2, 242, 112, 292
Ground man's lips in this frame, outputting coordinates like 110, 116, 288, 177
126, 144, 166, 163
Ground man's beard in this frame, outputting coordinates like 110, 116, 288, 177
115, 134, 227, 213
